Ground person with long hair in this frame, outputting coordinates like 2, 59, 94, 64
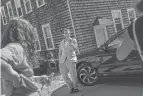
1, 18, 42, 96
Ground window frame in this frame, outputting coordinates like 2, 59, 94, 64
1, 6, 7, 25
34, 28, 41, 51
49, 62, 57, 69
127, 8, 136, 24
111, 10, 124, 33
94, 25, 108, 48
23, 0, 32, 14
42, 23, 55, 50
36, 0, 45, 8
6, 1, 14, 19
14, 0, 23, 17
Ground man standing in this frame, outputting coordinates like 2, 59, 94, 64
59, 28, 79, 93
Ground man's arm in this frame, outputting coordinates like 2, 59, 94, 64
59, 42, 62, 60
70, 39, 78, 52
1, 60, 21, 88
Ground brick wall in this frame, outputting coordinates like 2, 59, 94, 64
69, 0, 143, 53
1, 0, 74, 59
1, 0, 143, 58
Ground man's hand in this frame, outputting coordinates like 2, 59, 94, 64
59, 42, 62, 61
69, 38, 78, 52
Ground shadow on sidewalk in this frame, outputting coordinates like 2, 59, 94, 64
51, 84, 87, 96
51, 76, 143, 96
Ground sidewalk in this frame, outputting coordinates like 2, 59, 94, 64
51, 84, 99, 96
51, 80, 143, 96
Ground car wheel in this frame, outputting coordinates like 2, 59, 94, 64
77, 63, 99, 86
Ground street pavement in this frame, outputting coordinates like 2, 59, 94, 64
51, 76, 143, 96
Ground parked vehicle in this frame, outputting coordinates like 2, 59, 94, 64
76, 29, 143, 86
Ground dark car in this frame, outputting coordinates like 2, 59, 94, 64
76, 29, 143, 86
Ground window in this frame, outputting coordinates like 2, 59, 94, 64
93, 25, 108, 48
49, 62, 57, 69
1, 6, 7, 25
112, 10, 124, 32
14, 0, 23, 17
23, 0, 32, 14
34, 28, 41, 51
42, 24, 54, 50
36, 0, 45, 8
6, 1, 14, 19
127, 8, 136, 24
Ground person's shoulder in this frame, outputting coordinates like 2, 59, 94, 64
136, 15, 143, 23
2, 43, 21, 50
1, 43, 24, 61
135, 16, 143, 32
6, 43, 24, 54
8, 43, 23, 49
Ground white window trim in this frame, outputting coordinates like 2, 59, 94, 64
127, 8, 136, 24
6, 1, 14, 19
94, 25, 108, 48
111, 10, 124, 33
36, 0, 45, 8
42, 23, 55, 50
23, 0, 32, 14
14, 0, 23, 17
1, 6, 7, 25
34, 28, 41, 51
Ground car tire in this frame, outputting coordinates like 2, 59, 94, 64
77, 63, 99, 86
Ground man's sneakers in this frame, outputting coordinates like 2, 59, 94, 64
70, 88, 79, 93
74, 88, 79, 92
70, 88, 74, 93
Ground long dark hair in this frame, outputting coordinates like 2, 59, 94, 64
1, 18, 36, 63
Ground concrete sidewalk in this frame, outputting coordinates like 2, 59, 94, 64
51, 79, 143, 96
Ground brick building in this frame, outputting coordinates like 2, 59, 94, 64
1, 0, 143, 70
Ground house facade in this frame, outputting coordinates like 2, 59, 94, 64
1, 0, 143, 69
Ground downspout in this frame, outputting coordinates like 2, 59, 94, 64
67, 0, 80, 54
